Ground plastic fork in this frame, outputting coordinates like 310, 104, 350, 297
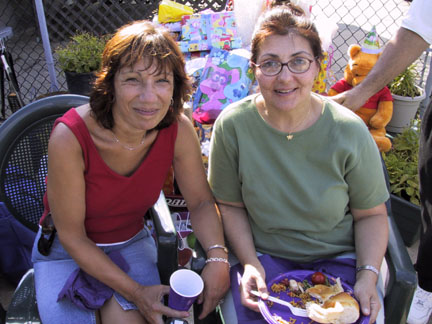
251, 290, 308, 317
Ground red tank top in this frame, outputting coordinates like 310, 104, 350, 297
40, 108, 178, 243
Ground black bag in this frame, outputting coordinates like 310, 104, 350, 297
0, 202, 36, 284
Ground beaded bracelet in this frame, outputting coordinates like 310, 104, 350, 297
356, 265, 379, 276
205, 257, 230, 268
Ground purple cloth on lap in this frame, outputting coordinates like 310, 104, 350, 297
57, 250, 130, 310
230, 254, 356, 324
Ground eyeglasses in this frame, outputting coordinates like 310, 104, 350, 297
253, 57, 317, 76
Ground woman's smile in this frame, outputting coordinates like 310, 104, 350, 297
274, 88, 297, 95
133, 107, 159, 116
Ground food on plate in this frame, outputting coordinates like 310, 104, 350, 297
306, 292, 360, 324
271, 281, 288, 293
271, 278, 314, 309
311, 271, 327, 285
273, 315, 291, 324
267, 272, 360, 324
306, 277, 344, 302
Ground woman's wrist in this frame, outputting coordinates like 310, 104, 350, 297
128, 281, 144, 303
243, 258, 263, 270
355, 265, 379, 284
206, 244, 228, 258
205, 257, 230, 268
356, 264, 379, 276
207, 244, 228, 254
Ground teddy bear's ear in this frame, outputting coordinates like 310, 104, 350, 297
348, 44, 362, 59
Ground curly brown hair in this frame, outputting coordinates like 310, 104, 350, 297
251, 5, 324, 67
89, 20, 191, 130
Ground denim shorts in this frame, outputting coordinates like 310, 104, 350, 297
31, 227, 160, 324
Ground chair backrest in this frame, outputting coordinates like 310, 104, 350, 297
0, 94, 89, 232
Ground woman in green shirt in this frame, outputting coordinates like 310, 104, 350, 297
209, 4, 388, 324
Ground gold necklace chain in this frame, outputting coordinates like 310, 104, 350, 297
255, 94, 313, 141
286, 105, 312, 141
112, 132, 146, 151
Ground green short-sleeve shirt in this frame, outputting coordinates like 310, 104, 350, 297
209, 94, 389, 262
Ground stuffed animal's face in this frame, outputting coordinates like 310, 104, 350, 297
344, 44, 381, 87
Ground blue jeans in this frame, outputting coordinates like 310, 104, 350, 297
31, 227, 160, 324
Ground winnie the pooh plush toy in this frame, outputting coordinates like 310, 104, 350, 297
329, 26, 393, 152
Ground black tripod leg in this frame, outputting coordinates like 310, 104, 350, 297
4, 51, 24, 107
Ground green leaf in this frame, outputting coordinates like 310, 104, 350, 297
383, 121, 420, 206
388, 63, 422, 98
186, 233, 196, 249
55, 32, 109, 73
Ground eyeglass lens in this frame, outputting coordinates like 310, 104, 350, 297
259, 57, 313, 76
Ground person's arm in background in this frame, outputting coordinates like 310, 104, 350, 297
332, 27, 429, 111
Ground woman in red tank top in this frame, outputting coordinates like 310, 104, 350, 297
32, 20, 229, 324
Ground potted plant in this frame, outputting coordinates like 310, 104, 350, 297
386, 63, 426, 133
383, 122, 421, 246
55, 32, 108, 96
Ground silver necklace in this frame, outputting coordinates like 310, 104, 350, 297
112, 132, 146, 151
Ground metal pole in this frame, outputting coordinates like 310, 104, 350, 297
419, 48, 432, 118
34, 0, 59, 92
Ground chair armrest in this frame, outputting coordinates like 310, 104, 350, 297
148, 191, 178, 285
190, 241, 206, 274
384, 215, 417, 324
5, 269, 41, 324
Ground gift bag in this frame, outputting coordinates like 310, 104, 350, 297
171, 211, 195, 267
192, 48, 253, 124
158, 0, 193, 23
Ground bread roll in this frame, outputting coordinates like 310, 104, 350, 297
306, 292, 360, 324
306, 278, 344, 302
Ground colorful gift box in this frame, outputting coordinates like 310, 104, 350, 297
179, 11, 242, 52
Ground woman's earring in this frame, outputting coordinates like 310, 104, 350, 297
170, 98, 174, 107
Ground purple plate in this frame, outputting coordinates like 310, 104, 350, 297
258, 270, 370, 324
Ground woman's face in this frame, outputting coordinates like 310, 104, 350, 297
112, 58, 174, 131
255, 33, 319, 113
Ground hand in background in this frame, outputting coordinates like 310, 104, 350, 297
331, 88, 369, 112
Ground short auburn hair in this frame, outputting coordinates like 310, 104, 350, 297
89, 20, 191, 130
251, 5, 324, 66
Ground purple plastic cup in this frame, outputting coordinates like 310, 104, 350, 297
168, 269, 204, 311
